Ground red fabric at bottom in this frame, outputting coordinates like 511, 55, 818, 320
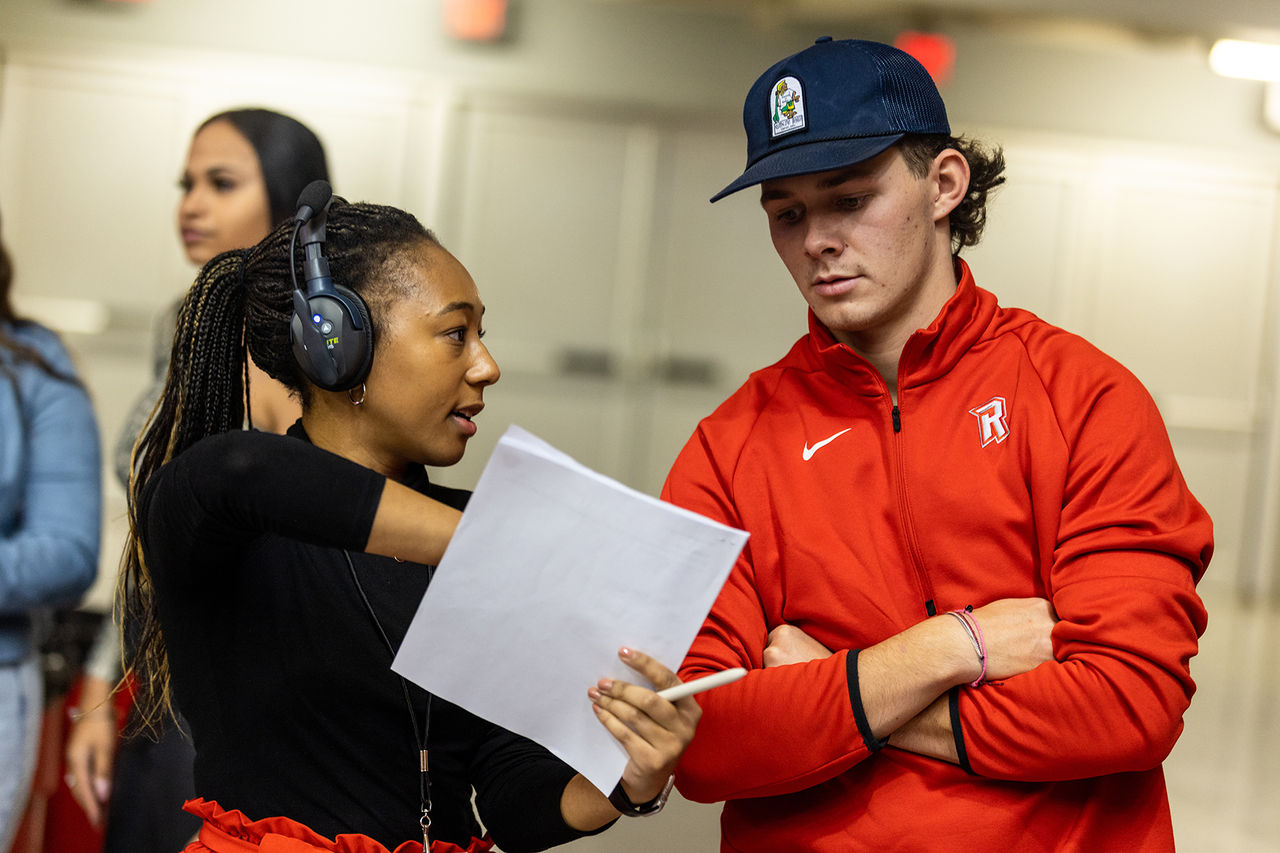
181, 798, 494, 853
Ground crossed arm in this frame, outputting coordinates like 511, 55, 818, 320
763, 599, 1056, 763
673, 557, 1204, 805
762, 594, 1054, 758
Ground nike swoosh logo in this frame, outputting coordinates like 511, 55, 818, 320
802, 428, 853, 461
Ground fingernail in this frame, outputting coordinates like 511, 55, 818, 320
587, 687, 601, 701
598, 678, 613, 692
94, 778, 111, 801
619, 647, 633, 658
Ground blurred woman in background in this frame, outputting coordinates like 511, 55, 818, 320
0, 210, 101, 848
64, 107, 328, 851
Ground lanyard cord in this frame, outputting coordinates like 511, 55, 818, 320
343, 550, 434, 847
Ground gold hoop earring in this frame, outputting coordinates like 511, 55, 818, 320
348, 383, 367, 406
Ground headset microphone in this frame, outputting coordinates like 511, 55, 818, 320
294, 179, 331, 226
288, 180, 373, 392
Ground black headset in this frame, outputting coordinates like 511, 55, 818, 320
288, 180, 374, 391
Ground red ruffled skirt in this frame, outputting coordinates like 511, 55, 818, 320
181, 798, 495, 853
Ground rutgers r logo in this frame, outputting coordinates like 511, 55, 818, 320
969, 397, 1010, 448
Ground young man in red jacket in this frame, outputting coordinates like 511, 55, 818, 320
662, 37, 1212, 852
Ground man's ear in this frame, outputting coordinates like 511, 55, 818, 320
932, 148, 970, 221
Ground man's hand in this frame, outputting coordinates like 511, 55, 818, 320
966, 598, 1057, 683
763, 624, 833, 667
887, 598, 1058, 763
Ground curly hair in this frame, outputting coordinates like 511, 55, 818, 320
118, 199, 439, 734
898, 134, 1006, 254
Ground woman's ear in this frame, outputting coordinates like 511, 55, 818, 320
932, 148, 971, 221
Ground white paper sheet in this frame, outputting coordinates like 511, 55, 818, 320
391, 425, 747, 795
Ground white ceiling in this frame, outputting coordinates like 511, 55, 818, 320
594, 0, 1280, 43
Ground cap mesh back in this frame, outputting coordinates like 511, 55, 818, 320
867, 46, 948, 133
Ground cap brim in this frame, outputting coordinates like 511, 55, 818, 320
709, 133, 905, 203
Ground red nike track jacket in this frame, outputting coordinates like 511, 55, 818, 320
662, 260, 1212, 852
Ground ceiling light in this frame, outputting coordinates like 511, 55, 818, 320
444, 0, 508, 42
1209, 39, 1280, 81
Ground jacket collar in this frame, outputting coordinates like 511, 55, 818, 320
801, 257, 997, 395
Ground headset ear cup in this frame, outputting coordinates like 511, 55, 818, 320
285, 191, 374, 392
335, 284, 374, 387
289, 287, 374, 392
289, 289, 341, 389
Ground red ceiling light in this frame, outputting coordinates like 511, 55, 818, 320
894, 31, 956, 86
444, 0, 508, 42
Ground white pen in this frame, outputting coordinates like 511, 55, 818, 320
656, 667, 747, 702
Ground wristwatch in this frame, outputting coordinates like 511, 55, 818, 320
608, 774, 675, 817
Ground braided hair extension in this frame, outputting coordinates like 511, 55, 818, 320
116, 246, 250, 735
118, 199, 440, 734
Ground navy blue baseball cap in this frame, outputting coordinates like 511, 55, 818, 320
711, 37, 950, 202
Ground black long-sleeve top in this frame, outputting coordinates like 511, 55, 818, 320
139, 424, 602, 851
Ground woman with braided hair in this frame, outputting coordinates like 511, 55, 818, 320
118, 198, 699, 853
66, 108, 330, 849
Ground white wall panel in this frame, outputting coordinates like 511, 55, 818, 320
1084, 157, 1277, 594
961, 144, 1087, 327
0, 60, 185, 312
449, 104, 635, 367
1087, 159, 1274, 405
647, 126, 805, 381
638, 126, 810, 490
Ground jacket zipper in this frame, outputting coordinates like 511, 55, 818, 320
890, 402, 938, 616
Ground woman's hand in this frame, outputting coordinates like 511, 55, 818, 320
64, 675, 118, 827
587, 647, 700, 806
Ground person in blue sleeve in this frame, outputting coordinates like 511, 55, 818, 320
0, 209, 102, 847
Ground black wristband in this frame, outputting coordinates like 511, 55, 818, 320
847, 649, 888, 753
608, 775, 675, 817
949, 687, 975, 775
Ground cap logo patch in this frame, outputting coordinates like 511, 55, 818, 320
770, 76, 806, 138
